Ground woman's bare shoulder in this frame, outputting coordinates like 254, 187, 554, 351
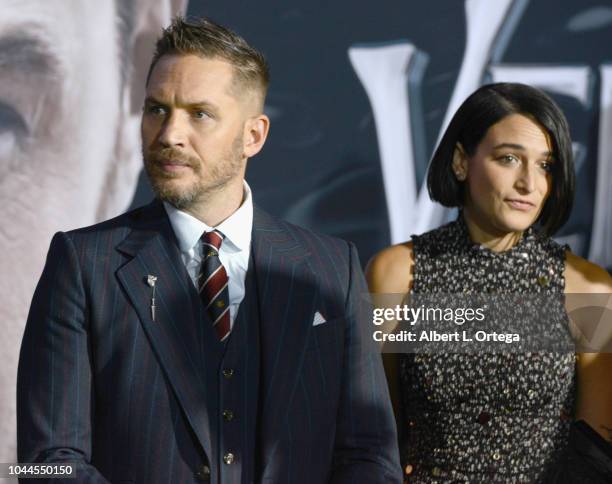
365, 241, 414, 293
564, 251, 612, 293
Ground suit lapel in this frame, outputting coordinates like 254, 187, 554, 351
251, 207, 319, 452
115, 200, 213, 460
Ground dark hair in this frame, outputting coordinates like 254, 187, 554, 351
147, 16, 269, 105
427, 82, 575, 236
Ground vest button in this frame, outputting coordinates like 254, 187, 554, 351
223, 452, 235, 465
195, 464, 211, 481
222, 368, 234, 379
223, 409, 234, 421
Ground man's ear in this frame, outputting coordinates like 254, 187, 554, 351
99, 0, 188, 220
451, 143, 468, 182
243, 114, 270, 159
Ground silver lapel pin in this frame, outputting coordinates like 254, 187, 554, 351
146, 275, 158, 321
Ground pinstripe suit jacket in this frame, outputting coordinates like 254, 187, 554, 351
17, 200, 401, 483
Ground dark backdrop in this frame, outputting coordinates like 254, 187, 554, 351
131, 0, 612, 269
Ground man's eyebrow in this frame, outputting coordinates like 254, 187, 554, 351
144, 96, 165, 105
0, 31, 63, 78
493, 143, 553, 157
144, 96, 219, 110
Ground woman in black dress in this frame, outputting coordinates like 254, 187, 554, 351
367, 83, 612, 482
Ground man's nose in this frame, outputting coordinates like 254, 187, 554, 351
157, 112, 186, 148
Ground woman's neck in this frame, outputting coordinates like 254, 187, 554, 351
462, 208, 524, 253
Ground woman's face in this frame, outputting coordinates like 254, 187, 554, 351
455, 113, 554, 235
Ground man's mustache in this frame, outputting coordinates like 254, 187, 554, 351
146, 148, 198, 168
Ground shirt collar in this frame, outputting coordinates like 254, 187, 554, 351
163, 181, 253, 255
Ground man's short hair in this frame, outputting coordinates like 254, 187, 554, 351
147, 16, 270, 105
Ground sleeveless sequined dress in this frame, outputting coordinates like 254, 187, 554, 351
400, 217, 576, 483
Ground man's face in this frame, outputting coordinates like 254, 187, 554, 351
142, 54, 249, 209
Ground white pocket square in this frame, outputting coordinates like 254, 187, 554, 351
312, 311, 327, 326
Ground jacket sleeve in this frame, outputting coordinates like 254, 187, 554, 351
330, 242, 403, 483
17, 232, 111, 484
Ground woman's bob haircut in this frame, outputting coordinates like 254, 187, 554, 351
427, 82, 575, 237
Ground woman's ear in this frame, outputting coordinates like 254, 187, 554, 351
452, 143, 468, 181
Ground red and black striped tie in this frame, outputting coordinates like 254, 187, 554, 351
199, 230, 231, 341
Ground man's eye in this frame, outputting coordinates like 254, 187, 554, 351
146, 105, 167, 116
0, 101, 28, 158
193, 110, 210, 119
0, 101, 28, 134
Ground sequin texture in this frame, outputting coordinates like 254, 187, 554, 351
400, 217, 576, 483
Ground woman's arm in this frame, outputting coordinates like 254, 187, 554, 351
366, 242, 414, 480
565, 251, 612, 443
365, 242, 414, 415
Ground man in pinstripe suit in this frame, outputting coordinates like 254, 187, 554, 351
17, 17, 401, 484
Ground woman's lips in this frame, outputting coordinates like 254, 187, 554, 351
506, 199, 535, 211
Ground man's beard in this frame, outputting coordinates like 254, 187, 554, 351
143, 135, 244, 210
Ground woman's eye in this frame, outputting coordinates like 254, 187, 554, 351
498, 154, 518, 164
540, 160, 553, 172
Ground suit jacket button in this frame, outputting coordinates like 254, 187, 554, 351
195, 464, 211, 481
222, 368, 234, 379
223, 409, 234, 421
223, 452, 235, 465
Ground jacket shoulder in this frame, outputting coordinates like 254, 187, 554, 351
284, 219, 351, 255
253, 205, 355, 276
72, 202, 155, 232
61, 201, 161, 250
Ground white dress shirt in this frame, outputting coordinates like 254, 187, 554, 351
163, 182, 253, 327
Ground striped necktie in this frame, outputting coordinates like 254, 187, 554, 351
199, 230, 231, 341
